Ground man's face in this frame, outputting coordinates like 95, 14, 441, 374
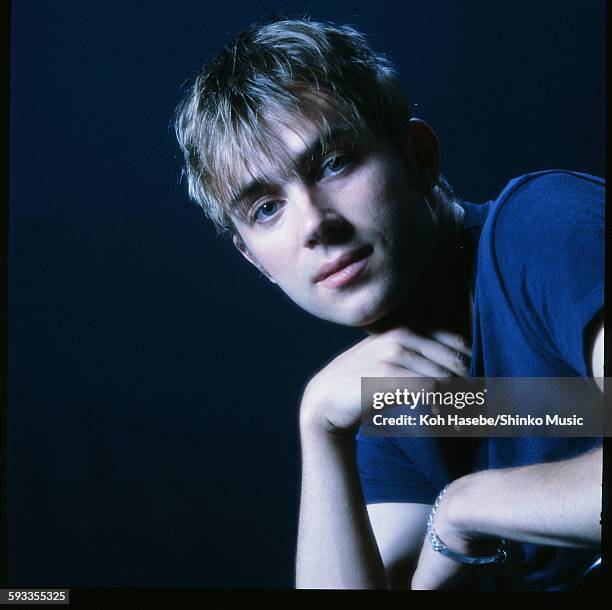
230, 115, 438, 327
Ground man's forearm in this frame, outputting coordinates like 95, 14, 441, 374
441, 447, 602, 549
295, 426, 389, 589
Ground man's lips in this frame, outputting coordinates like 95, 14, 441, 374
314, 245, 373, 285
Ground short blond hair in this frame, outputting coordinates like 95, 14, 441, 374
174, 17, 420, 233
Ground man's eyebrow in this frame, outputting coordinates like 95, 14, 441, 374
229, 127, 359, 212
228, 177, 280, 219
295, 126, 360, 169
231, 179, 273, 209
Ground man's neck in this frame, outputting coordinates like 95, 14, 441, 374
365, 209, 473, 341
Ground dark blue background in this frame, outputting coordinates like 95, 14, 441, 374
9, 0, 605, 587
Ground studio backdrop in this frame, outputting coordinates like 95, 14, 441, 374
8, 0, 605, 587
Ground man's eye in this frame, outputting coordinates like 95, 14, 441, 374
320, 155, 351, 179
253, 200, 282, 223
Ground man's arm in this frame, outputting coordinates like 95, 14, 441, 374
295, 427, 390, 589
297, 422, 438, 589
412, 321, 604, 589
295, 328, 472, 589
366, 502, 431, 588
587, 319, 604, 387
439, 446, 601, 547
452, 320, 604, 547
411, 446, 602, 589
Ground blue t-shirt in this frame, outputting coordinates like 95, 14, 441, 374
356, 170, 604, 590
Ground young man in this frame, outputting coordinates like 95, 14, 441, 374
174, 18, 604, 590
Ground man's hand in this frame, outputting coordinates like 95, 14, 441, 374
296, 327, 471, 589
299, 327, 471, 435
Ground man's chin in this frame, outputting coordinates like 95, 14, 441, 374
294, 283, 402, 328
315, 298, 397, 329
356, 294, 409, 333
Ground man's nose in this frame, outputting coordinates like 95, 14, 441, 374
291, 185, 352, 248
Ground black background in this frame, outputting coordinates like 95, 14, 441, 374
8, 0, 605, 587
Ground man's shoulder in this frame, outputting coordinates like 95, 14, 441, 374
496, 169, 603, 198
481, 169, 604, 265
475, 170, 604, 376
489, 169, 603, 233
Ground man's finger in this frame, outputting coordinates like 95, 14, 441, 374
393, 347, 456, 378
429, 330, 472, 358
375, 327, 471, 377
406, 335, 470, 377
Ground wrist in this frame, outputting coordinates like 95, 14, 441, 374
299, 417, 357, 475
299, 414, 356, 451
432, 480, 474, 553
299, 391, 327, 437
300, 404, 357, 464
434, 473, 493, 550
299, 383, 355, 442
429, 479, 508, 565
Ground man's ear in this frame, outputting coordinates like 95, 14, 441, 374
406, 118, 440, 192
232, 234, 277, 284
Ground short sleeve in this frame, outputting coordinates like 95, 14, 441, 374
355, 429, 437, 505
491, 172, 604, 376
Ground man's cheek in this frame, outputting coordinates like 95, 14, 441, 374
276, 281, 313, 309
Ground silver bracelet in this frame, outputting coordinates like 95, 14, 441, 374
427, 484, 508, 565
